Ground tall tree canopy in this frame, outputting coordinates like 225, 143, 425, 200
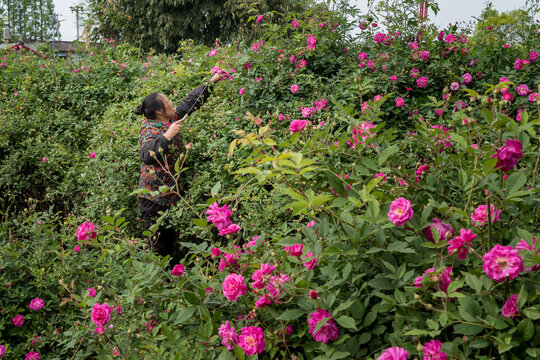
84, 0, 309, 52
1, 0, 57, 41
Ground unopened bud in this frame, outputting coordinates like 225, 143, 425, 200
426, 303, 433, 310
414, 293, 421, 300
158, 146, 164, 153
148, 150, 156, 158
416, 343, 424, 352
179, 153, 185, 161
185, 142, 193, 150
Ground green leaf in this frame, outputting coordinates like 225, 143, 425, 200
276, 309, 304, 321
517, 318, 534, 341
403, 329, 430, 336
336, 315, 357, 330
453, 323, 484, 336
482, 158, 498, 175
217, 350, 236, 360
184, 292, 201, 305
507, 171, 527, 194
211, 181, 221, 197
522, 308, 540, 320
175, 306, 197, 324
192, 218, 207, 228
378, 145, 398, 166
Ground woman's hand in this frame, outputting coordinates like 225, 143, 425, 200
163, 114, 187, 141
210, 72, 226, 84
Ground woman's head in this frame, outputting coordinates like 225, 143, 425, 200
135, 92, 166, 120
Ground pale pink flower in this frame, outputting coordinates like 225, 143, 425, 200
222, 274, 247, 301
171, 264, 185, 276
388, 198, 413, 226
483, 245, 523, 282
395, 97, 404, 107
423, 340, 446, 360
303, 251, 318, 270
29, 298, 44, 310
289, 120, 307, 133
218, 321, 238, 350
290, 84, 299, 94
448, 229, 477, 260
91, 303, 112, 326
377, 346, 409, 360
238, 326, 265, 356
13, 315, 25, 326
308, 308, 340, 343
284, 243, 303, 256
502, 294, 519, 319
76, 221, 97, 241
471, 204, 501, 226
450, 82, 459, 91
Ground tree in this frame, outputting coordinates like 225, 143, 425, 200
83, 0, 308, 52
1, 0, 57, 41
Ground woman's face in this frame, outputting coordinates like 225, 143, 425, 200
159, 93, 175, 119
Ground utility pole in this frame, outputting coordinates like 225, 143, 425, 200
69, 4, 83, 41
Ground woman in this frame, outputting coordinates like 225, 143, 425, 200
135, 73, 223, 258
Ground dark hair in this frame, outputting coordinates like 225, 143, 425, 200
134, 92, 164, 119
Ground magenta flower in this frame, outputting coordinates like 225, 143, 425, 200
239, 87, 245, 95
471, 204, 502, 226
423, 218, 454, 243
377, 346, 409, 360
289, 120, 307, 133
374, 32, 388, 43
395, 97, 404, 107
390, 75, 398, 82
218, 321, 238, 350
461, 73, 473, 84
416, 76, 428, 88
529, 92, 538, 102
171, 264, 185, 276
483, 245, 523, 282
303, 251, 318, 270
409, 42, 419, 49
222, 274, 247, 301
445, 34, 456, 43
530, 51, 538, 62
211, 248, 221, 257
358, 52, 368, 61
76, 221, 97, 241
89, 152, 96, 158
12, 315, 25, 327
91, 302, 112, 326
290, 84, 299, 94
219, 223, 241, 236
492, 139, 523, 172
291, 19, 299, 28
88, 287, 97, 297
448, 229, 477, 260
307, 35, 317, 50
208, 49, 217, 56
284, 243, 303, 256
238, 326, 265, 356
309, 290, 318, 299
419, 50, 430, 60
308, 308, 340, 343
29, 298, 44, 310
218, 251, 240, 272
516, 84, 530, 96
516, 237, 540, 271
423, 340, 446, 360
502, 294, 519, 318
388, 198, 413, 226
251, 263, 275, 290
244, 61, 252, 70
415, 267, 452, 293
256, 15, 263, 23
0, 344, 5, 357
25, 352, 40, 360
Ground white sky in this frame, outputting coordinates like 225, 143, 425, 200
52, 0, 530, 41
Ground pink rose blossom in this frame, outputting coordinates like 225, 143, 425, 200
375, 172, 387, 182
211, 248, 221, 257
502, 294, 519, 318
416, 76, 428, 88
483, 245, 523, 282
516, 237, 540, 271
423, 218, 454, 243
529, 92, 538, 102
291, 20, 299, 28
303, 251, 318, 270
445, 34, 456, 43
530, 51, 538, 62
358, 52, 368, 61
297, 59, 308, 68
89, 152, 96, 158
25, 352, 40, 360
450, 82, 459, 91
91, 303, 112, 326
238, 326, 265, 356
516, 84, 530, 95
251, 263, 275, 290
492, 139, 523, 172
76, 221, 97, 241
423, 340, 446, 360
307, 220, 316, 228
284, 243, 303, 256
308, 308, 340, 343
95, 326, 105, 334
390, 75, 398, 82
256, 15, 263, 23
388, 198, 413, 226
218, 251, 240, 272
289, 120, 307, 133
218, 321, 238, 350
309, 290, 318, 299
471, 204, 502, 226
290, 84, 299, 94
307, 35, 317, 50
377, 346, 409, 360
461, 73, 473, 84
239, 87, 245, 95
208, 49, 218, 56
0, 345, 5, 357
395, 97, 404, 107
219, 223, 241, 236
244, 62, 252, 70
171, 264, 185, 276
88, 287, 97, 297
222, 274, 247, 301
29, 298, 45, 310
419, 50, 430, 60
502, 92, 513, 101
13, 315, 25, 326
448, 229, 477, 260
409, 42, 419, 49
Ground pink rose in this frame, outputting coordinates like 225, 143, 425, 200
492, 139, 523, 172
419, 50, 430, 60
95, 326, 105, 334
303, 251, 318, 270
74, 245, 80, 253
289, 120, 307, 133
251, 263, 275, 290
284, 243, 303, 256
218, 223, 241, 236
29, 297, 44, 310
91, 302, 112, 326
88, 287, 97, 297
89, 152, 96, 158
171, 264, 185, 276
483, 245, 523, 282
450, 82, 459, 91
218, 321, 238, 350
290, 84, 299, 94
423, 340, 446, 360
423, 218, 454, 243
395, 97, 404, 107
390, 75, 398, 82
388, 198, 413, 226
377, 347, 409, 360
448, 228, 477, 260
76, 221, 97, 241
0, 345, 5, 357
471, 204, 501, 226
291, 20, 299, 28
416, 76, 428, 88
238, 326, 265, 356
222, 274, 247, 301
256, 15, 263, 23
409, 42, 419, 49
516, 237, 540, 271
502, 92, 513, 101
308, 308, 340, 343
309, 290, 318, 299
502, 294, 519, 318
516, 84, 530, 96
307, 220, 317, 228
211, 248, 221, 257
461, 73, 473, 84
239, 87, 245, 95
12, 315, 25, 327
25, 352, 40, 360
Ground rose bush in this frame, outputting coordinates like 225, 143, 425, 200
0, 0, 539, 359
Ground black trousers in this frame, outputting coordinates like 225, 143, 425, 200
138, 197, 177, 258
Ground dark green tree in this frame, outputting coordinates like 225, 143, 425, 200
83, 0, 308, 52
1, 0, 57, 41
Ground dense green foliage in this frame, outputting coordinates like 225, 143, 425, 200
0, 1, 539, 359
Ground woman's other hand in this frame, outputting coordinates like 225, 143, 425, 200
163, 114, 187, 140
